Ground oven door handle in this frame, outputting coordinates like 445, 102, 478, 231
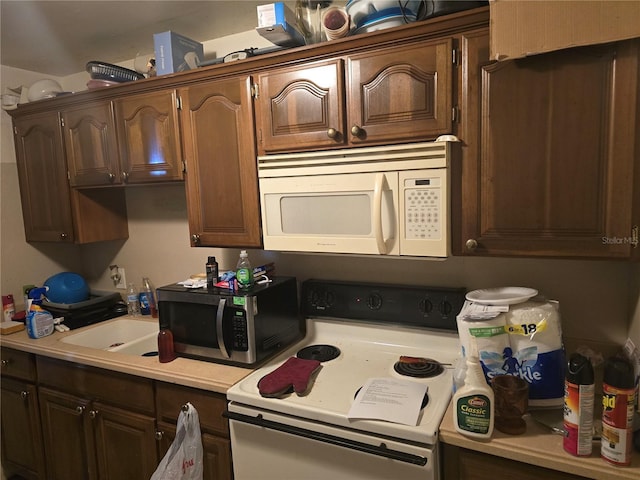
225, 411, 428, 466
216, 298, 230, 358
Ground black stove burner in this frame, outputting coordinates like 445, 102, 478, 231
296, 344, 341, 362
355, 387, 430, 409
394, 358, 444, 378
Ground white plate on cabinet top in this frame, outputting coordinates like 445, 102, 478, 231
465, 287, 538, 305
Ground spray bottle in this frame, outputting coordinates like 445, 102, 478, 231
25, 287, 54, 339
453, 339, 494, 438
563, 352, 595, 456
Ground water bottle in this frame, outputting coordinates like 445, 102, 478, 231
126, 283, 140, 316
236, 250, 253, 290
139, 277, 157, 318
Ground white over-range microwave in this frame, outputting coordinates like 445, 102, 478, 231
258, 139, 459, 257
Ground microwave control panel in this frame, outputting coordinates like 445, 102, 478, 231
232, 310, 249, 351
402, 176, 442, 240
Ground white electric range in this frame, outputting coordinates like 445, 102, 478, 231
227, 279, 466, 480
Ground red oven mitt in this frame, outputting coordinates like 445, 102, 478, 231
258, 357, 322, 398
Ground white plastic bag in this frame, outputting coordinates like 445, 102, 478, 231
151, 402, 203, 480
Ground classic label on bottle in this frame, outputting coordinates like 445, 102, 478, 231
237, 268, 251, 288
456, 394, 492, 434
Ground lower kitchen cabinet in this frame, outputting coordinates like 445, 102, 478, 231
442, 444, 587, 480
36, 356, 158, 480
155, 382, 233, 480
0, 348, 46, 480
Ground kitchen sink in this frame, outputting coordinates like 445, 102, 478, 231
60, 318, 158, 353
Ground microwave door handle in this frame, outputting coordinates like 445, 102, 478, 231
216, 298, 230, 359
373, 173, 389, 254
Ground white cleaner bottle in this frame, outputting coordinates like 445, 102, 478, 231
452, 342, 494, 439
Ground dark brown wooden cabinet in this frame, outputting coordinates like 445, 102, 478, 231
442, 444, 587, 480
12, 112, 128, 244
114, 89, 184, 184
155, 382, 232, 480
62, 100, 120, 187
0, 348, 45, 480
36, 357, 158, 480
255, 39, 453, 154
180, 75, 262, 247
455, 37, 640, 259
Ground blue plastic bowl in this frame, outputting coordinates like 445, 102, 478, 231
44, 272, 90, 304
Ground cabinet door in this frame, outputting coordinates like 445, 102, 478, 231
62, 101, 120, 187
458, 39, 640, 258
256, 59, 346, 153
38, 387, 97, 480
13, 112, 75, 242
93, 401, 158, 480
114, 90, 184, 184
180, 75, 262, 247
347, 39, 453, 145
157, 421, 232, 480
1, 378, 46, 480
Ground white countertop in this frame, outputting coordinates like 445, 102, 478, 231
440, 401, 640, 480
0, 315, 253, 394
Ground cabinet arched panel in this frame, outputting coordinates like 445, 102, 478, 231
256, 60, 346, 152
348, 39, 453, 144
63, 101, 119, 187
271, 80, 333, 136
115, 90, 183, 183
181, 76, 262, 247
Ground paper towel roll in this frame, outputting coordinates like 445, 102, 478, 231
505, 299, 563, 353
457, 311, 512, 383
504, 299, 565, 406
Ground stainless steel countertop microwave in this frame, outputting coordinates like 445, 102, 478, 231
156, 276, 302, 367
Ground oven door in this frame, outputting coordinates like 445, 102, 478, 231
259, 171, 400, 255
227, 402, 439, 480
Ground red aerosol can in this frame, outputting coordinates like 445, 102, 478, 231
563, 353, 594, 456
601, 356, 635, 466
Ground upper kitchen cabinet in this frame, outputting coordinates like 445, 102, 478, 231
62, 100, 120, 187
455, 37, 640, 259
113, 89, 184, 184
180, 75, 262, 247
12, 111, 128, 243
255, 39, 453, 154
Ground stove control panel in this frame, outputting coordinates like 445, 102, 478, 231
301, 280, 466, 331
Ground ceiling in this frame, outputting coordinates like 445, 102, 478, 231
0, 0, 286, 76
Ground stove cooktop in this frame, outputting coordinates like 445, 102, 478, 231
227, 280, 466, 446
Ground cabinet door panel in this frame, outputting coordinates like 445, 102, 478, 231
256, 60, 346, 152
348, 39, 453, 144
181, 75, 261, 247
63, 101, 120, 187
157, 421, 232, 480
115, 90, 183, 183
459, 40, 639, 258
13, 112, 74, 242
93, 402, 158, 480
38, 387, 97, 480
1, 378, 46, 480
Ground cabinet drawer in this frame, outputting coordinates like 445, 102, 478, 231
1, 347, 37, 381
36, 356, 154, 415
156, 382, 229, 437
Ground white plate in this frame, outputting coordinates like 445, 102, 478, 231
465, 287, 538, 305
